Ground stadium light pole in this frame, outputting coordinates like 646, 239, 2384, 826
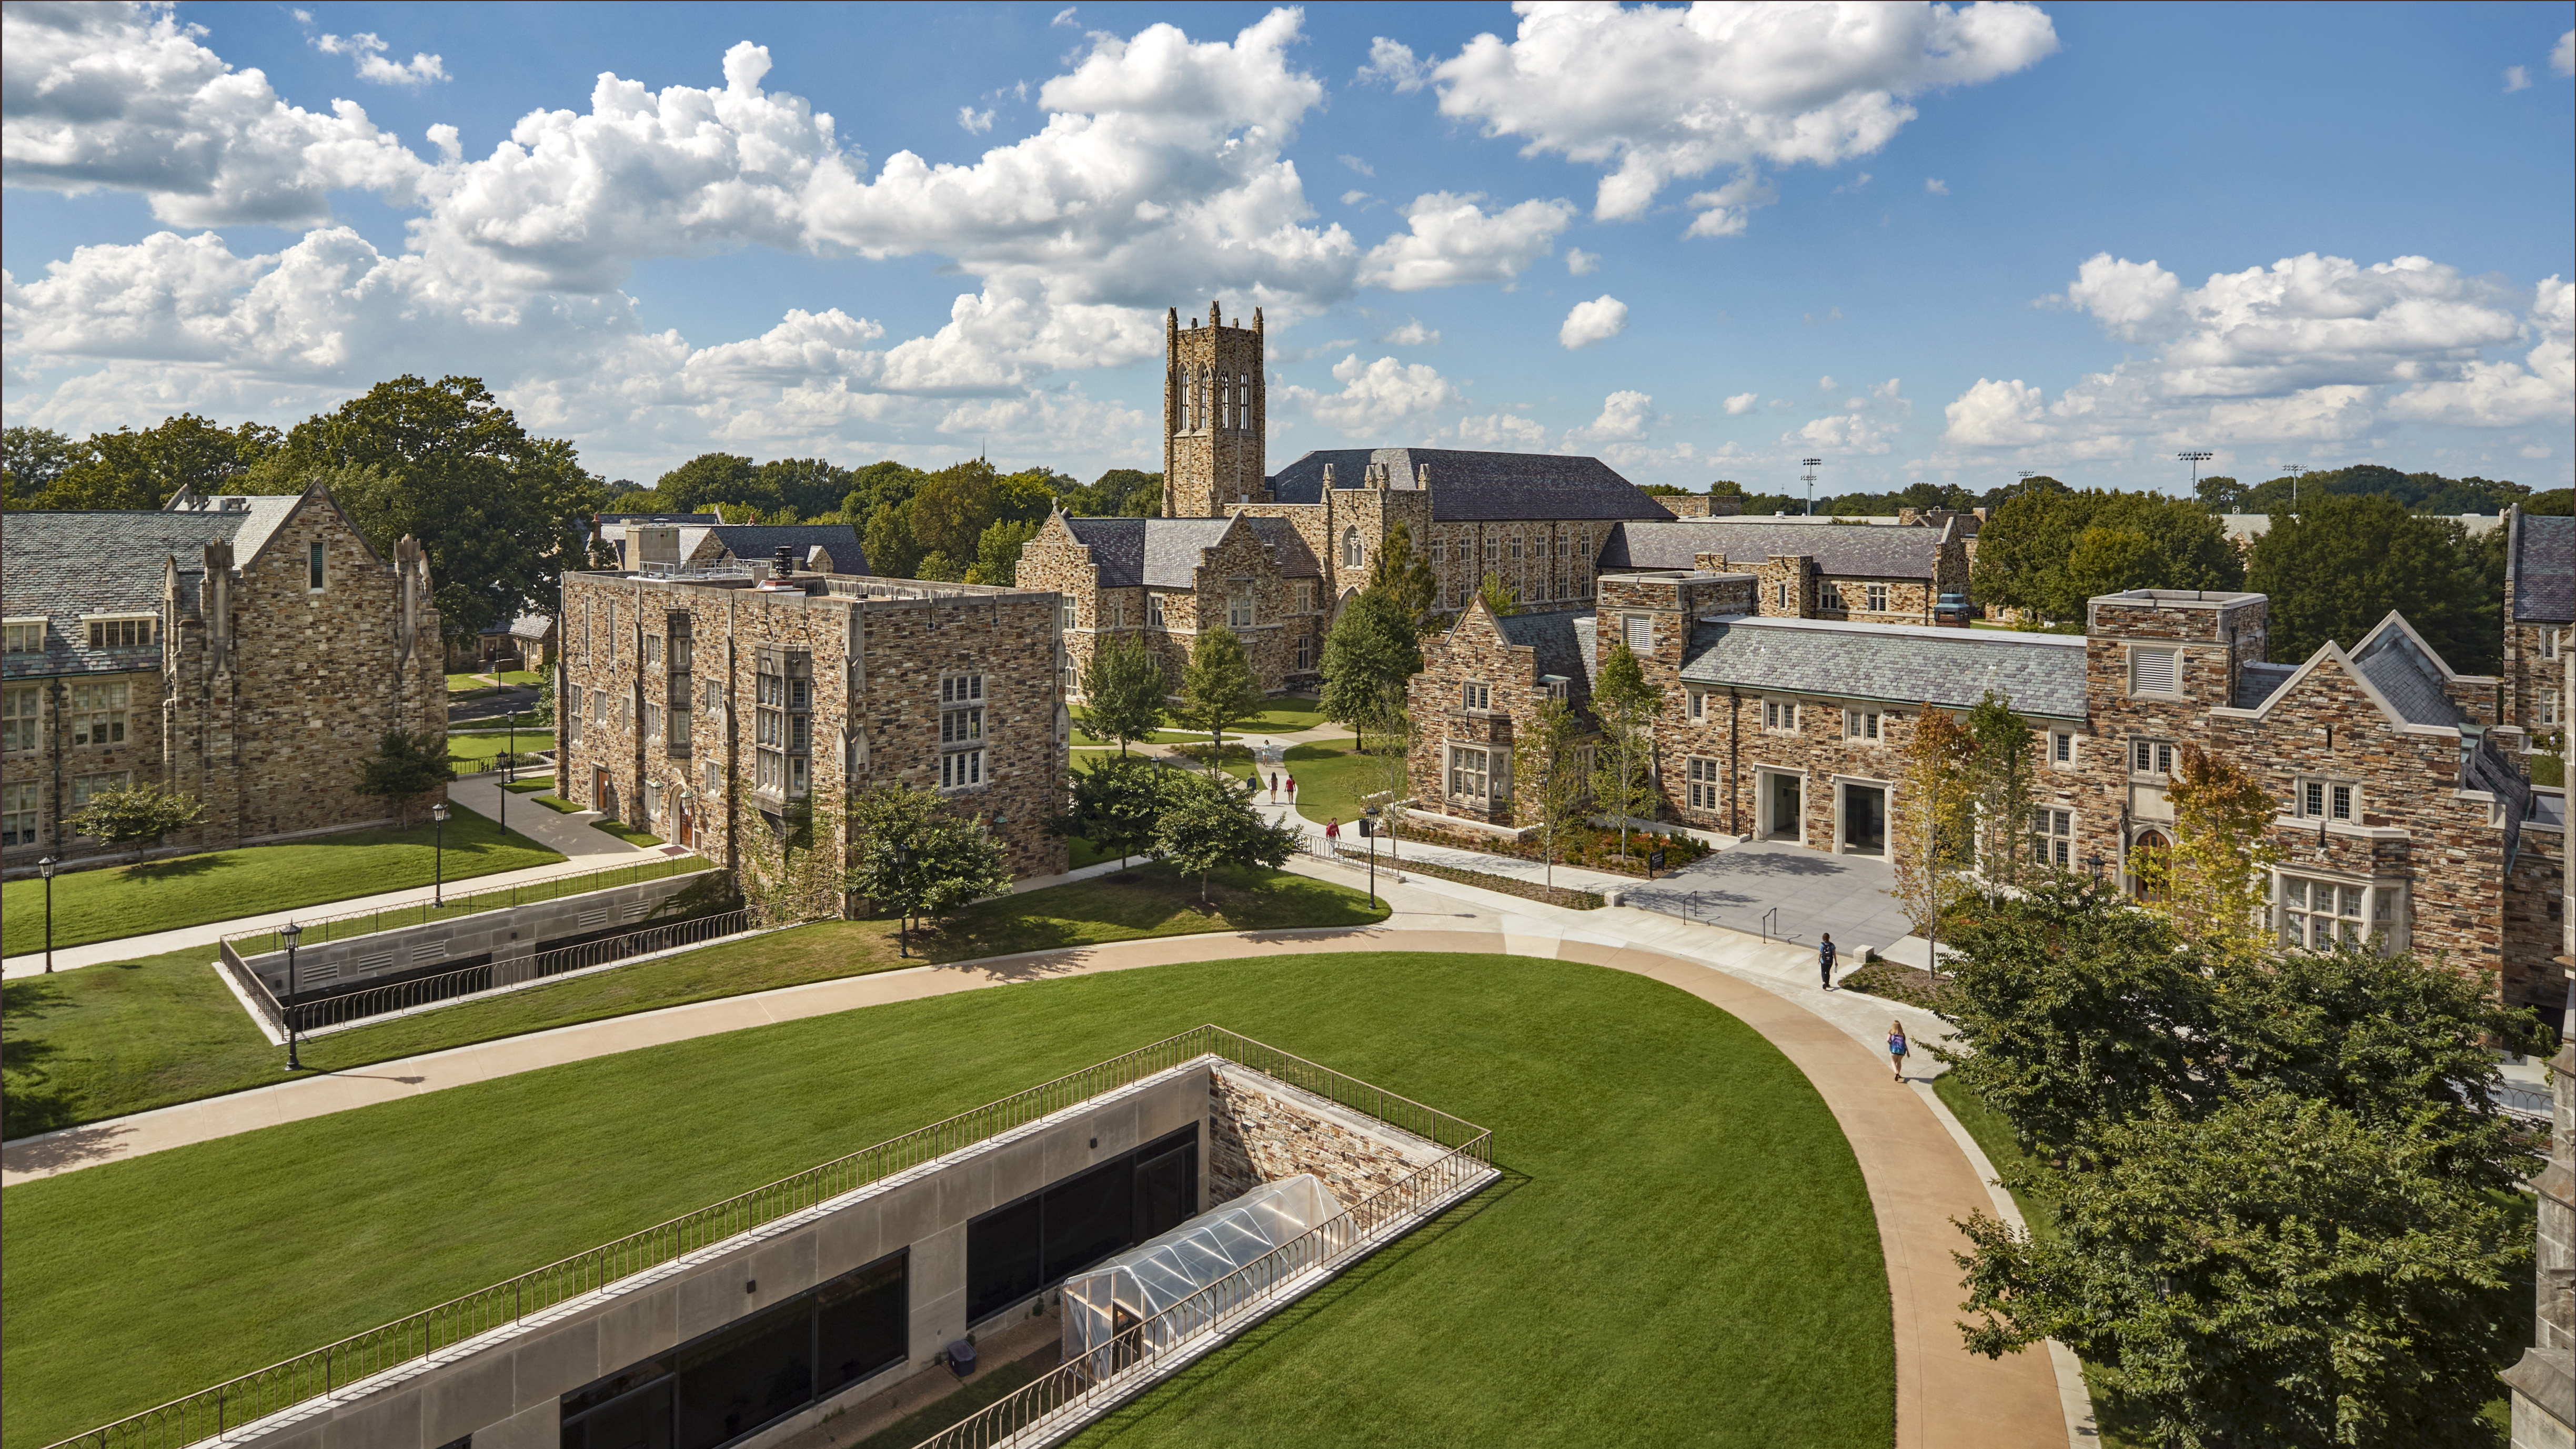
1800, 458, 1822, 516
2284, 463, 2306, 513
2178, 450, 2213, 497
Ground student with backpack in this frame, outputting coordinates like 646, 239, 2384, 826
1887, 1022, 1910, 1082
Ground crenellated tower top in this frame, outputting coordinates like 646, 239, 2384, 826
1162, 301, 1266, 517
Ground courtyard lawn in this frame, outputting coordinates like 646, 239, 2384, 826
498, 776, 556, 795
0, 804, 562, 956
589, 818, 665, 848
444, 732, 550, 771
1225, 734, 1402, 828
495, 669, 545, 686
2, 864, 1386, 1136
1, 951, 1888, 1449
444, 671, 496, 695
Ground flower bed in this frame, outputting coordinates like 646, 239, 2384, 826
1337, 848, 1605, 910
1390, 817, 1712, 879
1839, 961, 1957, 1012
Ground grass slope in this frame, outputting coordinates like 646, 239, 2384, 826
2, 952, 1888, 1449
0, 803, 563, 955
3, 864, 1386, 1136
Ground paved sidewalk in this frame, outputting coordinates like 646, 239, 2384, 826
1, 775, 667, 978
0, 859, 2075, 1448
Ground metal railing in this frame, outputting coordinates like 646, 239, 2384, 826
221, 858, 703, 955
44, 1027, 1482, 1449
917, 1134, 1495, 1449
269, 908, 757, 1034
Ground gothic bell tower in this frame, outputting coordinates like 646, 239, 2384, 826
1162, 300, 1266, 517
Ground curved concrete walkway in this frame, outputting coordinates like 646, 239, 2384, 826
3, 868, 2073, 1449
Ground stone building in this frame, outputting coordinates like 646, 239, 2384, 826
1410, 601, 1618, 829
2502, 505, 2571, 738
610, 519, 868, 577
556, 560, 1068, 890
1595, 516, 1973, 626
1405, 577, 2565, 1012
1019, 511, 1324, 699
2, 484, 448, 871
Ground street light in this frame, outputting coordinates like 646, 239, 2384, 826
2177, 450, 2212, 497
279, 919, 304, 1071
37, 856, 57, 974
893, 841, 914, 957
1362, 806, 1380, 906
1799, 458, 1822, 516
431, 802, 449, 906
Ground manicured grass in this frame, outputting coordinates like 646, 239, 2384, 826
450, 710, 550, 730
498, 776, 556, 794
444, 672, 496, 695
589, 818, 665, 847
532, 794, 581, 814
1229, 735, 1402, 829
2, 952, 1887, 1449
445, 732, 549, 770
495, 669, 545, 686
2, 864, 1387, 1136
0, 804, 564, 956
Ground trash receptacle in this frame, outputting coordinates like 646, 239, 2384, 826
946, 1339, 978, 1376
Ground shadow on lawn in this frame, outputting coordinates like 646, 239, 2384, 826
3, 974, 82, 1139
1072, 1169, 1528, 1442
121, 853, 238, 883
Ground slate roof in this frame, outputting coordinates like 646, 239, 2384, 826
2232, 661, 2298, 710
1264, 448, 1675, 522
1062, 516, 1320, 588
1492, 609, 1595, 696
3, 499, 301, 680
1601, 519, 1946, 579
2510, 512, 2573, 622
1675, 616, 2087, 718
482, 611, 556, 640
2348, 623, 2464, 727
696, 524, 868, 575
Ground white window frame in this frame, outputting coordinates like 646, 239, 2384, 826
2129, 738, 2175, 778
1843, 708, 1882, 742
1685, 756, 1722, 812
69, 679, 128, 747
1462, 681, 1492, 712
1686, 690, 1707, 720
1431, 539, 1446, 565
1819, 581, 1844, 611
2128, 645, 2180, 697
71, 770, 130, 809
2275, 871, 2402, 954
1061, 600, 1077, 631
1763, 699, 1799, 734
1227, 589, 1253, 629
2029, 807, 2074, 868
1623, 615, 1651, 652
1865, 583, 1889, 612
3, 685, 39, 754
1294, 581, 1315, 613
1342, 528, 1364, 569
2, 617, 44, 655
1774, 581, 1793, 610
1448, 745, 1490, 802
2292, 776, 2360, 822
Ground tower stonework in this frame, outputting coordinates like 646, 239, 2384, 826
1163, 301, 1266, 517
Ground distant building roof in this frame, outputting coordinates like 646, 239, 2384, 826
481, 611, 557, 640
4, 498, 304, 679
1063, 516, 1319, 589
1265, 448, 1675, 522
2218, 511, 2507, 545
694, 523, 868, 576
2347, 620, 2465, 728
2510, 512, 2573, 622
1676, 616, 2088, 719
599, 513, 722, 525
1601, 519, 1945, 579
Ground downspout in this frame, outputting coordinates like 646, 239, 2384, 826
1728, 686, 1740, 836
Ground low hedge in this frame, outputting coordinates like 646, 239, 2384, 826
1390, 817, 1713, 878
1337, 847, 1605, 910
1839, 961, 1957, 1012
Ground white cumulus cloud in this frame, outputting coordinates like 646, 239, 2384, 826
1455, 411, 1548, 449
2555, 29, 2574, 76
1724, 391, 1759, 415
1559, 294, 1628, 349
957, 106, 994, 133
1377, 319, 1440, 346
1276, 354, 1463, 436
1577, 389, 1654, 441
312, 31, 448, 88
1357, 36, 1431, 92
1360, 192, 1576, 291
1565, 247, 1599, 276
1421, 1, 2056, 228
1924, 176, 1948, 195
2504, 65, 2532, 93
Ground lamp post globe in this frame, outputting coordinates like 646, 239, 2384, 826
279, 920, 305, 1070
431, 802, 449, 906
38, 856, 58, 974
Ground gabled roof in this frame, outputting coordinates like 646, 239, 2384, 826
2232, 661, 2298, 710
1601, 519, 1946, 579
2510, 511, 2573, 623
1062, 515, 1319, 588
2346, 617, 2465, 727
696, 524, 868, 575
1675, 615, 2087, 718
3, 498, 303, 679
1491, 608, 1595, 696
1264, 448, 1674, 522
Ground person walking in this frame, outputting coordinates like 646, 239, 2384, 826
1269, 770, 1279, 804
1286, 774, 1298, 806
1887, 1021, 1910, 1082
1818, 932, 1837, 990
1324, 816, 1340, 847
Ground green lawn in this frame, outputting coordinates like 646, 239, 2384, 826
3, 864, 1387, 1136
444, 672, 496, 695
0, 804, 564, 956
498, 776, 556, 795
2, 951, 1887, 1449
445, 732, 549, 770
533, 794, 581, 814
589, 818, 665, 847
1221, 735, 1403, 829
450, 710, 549, 730
495, 669, 545, 686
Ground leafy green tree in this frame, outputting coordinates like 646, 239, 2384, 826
863, 502, 924, 580
2193, 474, 2246, 511
1367, 519, 1439, 632
754, 457, 853, 517
1512, 695, 1588, 887
2247, 494, 2500, 671
2528, 487, 2573, 516
909, 459, 1001, 564
840, 460, 930, 520
1175, 625, 1263, 770
655, 454, 763, 512
1476, 571, 1520, 618
1588, 641, 1662, 862
65, 783, 207, 852
1318, 591, 1421, 753
3, 426, 79, 508
967, 518, 1040, 586
29, 415, 281, 511
1057, 754, 1164, 870
273, 377, 602, 643
1153, 769, 1299, 903
2137, 744, 2281, 965
1078, 633, 1169, 752
533, 670, 558, 728
1055, 467, 1163, 517
1972, 488, 2243, 624
993, 468, 1064, 525
844, 782, 1012, 940
1964, 691, 2034, 883
2237, 462, 2530, 517
353, 728, 456, 829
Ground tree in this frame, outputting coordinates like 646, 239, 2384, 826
841, 459, 930, 520
64, 783, 206, 852
533, 670, 558, 727
1971, 488, 2242, 624
1058, 755, 1164, 870
1317, 591, 1421, 753
1588, 641, 1661, 862
274, 376, 603, 644
2193, 474, 2246, 511
656, 454, 762, 512
967, 518, 1040, 586
1367, 519, 1438, 633
1512, 695, 1588, 887
1055, 467, 1162, 517
1476, 571, 1520, 618
1954, 1090, 2530, 1449
1890, 706, 1976, 943
2136, 743, 2281, 964
3, 426, 78, 508
754, 457, 854, 517
1078, 633, 1170, 752
2246, 494, 2499, 672
353, 728, 456, 829
1174, 625, 1263, 770
844, 783, 1012, 942
1153, 770, 1298, 904
1964, 691, 2035, 884
863, 502, 924, 580
29, 415, 281, 511
2237, 462, 2530, 517
909, 459, 1001, 564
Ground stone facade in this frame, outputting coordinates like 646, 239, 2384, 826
557, 566, 1069, 893
1163, 301, 1268, 518
2, 485, 447, 872
1021, 511, 1326, 704
1205, 1064, 1427, 1209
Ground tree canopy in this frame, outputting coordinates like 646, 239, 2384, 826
5, 416, 280, 510
2233, 463, 2530, 517
1318, 591, 1421, 752
2246, 493, 2502, 671
1077, 633, 1169, 752
1971, 487, 2242, 624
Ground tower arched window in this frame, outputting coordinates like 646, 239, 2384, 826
1342, 527, 1364, 569
1217, 368, 1231, 430
1236, 374, 1250, 429
1180, 372, 1194, 432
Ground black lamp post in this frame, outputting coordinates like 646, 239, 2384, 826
1362, 807, 1380, 907
280, 919, 304, 1070
431, 802, 449, 906
893, 841, 914, 957
37, 856, 57, 973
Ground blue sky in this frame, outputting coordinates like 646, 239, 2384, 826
5, 1, 2570, 497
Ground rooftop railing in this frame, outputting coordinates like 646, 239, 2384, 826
42, 1027, 1484, 1449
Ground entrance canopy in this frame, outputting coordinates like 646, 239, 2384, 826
1061, 1174, 1342, 1374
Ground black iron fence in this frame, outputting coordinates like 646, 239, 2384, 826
280, 908, 758, 1033
222, 857, 703, 956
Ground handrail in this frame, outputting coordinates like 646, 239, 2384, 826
220, 857, 706, 955
43, 1027, 1486, 1449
